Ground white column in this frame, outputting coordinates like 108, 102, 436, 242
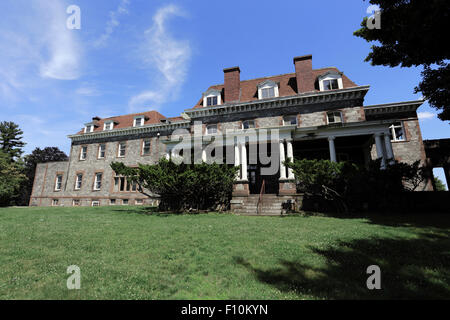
286, 140, 294, 179
240, 143, 248, 181
374, 133, 386, 168
328, 136, 337, 162
234, 143, 240, 180
279, 140, 287, 180
383, 133, 394, 164
201, 148, 207, 162
171, 148, 176, 159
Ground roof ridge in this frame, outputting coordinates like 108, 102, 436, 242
101, 110, 166, 121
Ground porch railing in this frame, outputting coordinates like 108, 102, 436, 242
257, 179, 265, 214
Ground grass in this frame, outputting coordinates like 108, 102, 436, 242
0, 205, 449, 299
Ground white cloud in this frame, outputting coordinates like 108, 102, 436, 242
94, 0, 130, 48
0, 0, 83, 103
418, 111, 436, 120
129, 4, 191, 112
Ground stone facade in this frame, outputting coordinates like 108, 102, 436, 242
30, 54, 431, 207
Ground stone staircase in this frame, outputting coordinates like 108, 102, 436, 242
231, 194, 297, 216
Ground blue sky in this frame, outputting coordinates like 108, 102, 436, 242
0, 0, 448, 183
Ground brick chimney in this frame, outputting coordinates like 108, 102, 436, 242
293, 54, 314, 93
223, 66, 240, 102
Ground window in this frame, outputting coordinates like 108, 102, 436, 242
134, 117, 144, 127
118, 142, 126, 157
110, 199, 116, 205
55, 174, 63, 191
52, 199, 59, 206
283, 115, 297, 126
84, 125, 94, 133
327, 111, 342, 124
142, 140, 151, 155
323, 79, 339, 91
75, 173, 83, 190
206, 124, 217, 135
122, 199, 129, 205
135, 199, 143, 205
98, 144, 106, 159
104, 121, 113, 131
207, 96, 218, 106
261, 87, 275, 99
257, 80, 279, 100
242, 120, 255, 130
91, 200, 100, 207
72, 199, 80, 206
389, 122, 405, 141
93, 173, 102, 190
80, 146, 87, 160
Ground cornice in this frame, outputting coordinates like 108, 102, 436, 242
364, 100, 424, 116
184, 86, 370, 118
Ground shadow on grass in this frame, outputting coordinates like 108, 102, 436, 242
234, 231, 450, 299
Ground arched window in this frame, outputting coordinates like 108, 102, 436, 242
318, 71, 344, 91
257, 80, 279, 99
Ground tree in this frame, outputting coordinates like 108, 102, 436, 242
0, 121, 26, 160
0, 150, 26, 207
19, 147, 68, 205
354, 0, 450, 120
434, 176, 447, 191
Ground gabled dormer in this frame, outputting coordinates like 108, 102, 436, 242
203, 88, 222, 107
257, 80, 279, 99
317, 71, 344, 91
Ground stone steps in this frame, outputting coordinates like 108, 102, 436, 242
231, 194, 291, 215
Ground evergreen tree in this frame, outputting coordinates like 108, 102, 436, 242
0, 121, 26, 160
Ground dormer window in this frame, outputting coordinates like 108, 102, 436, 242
133, 116, 144, 127
242, 120, 255, 130
104, 121, 114, 131
206, 124, 218, 135
327, 111, 342, 124
318, 71, 344, 91
84, 124, 94, 133
203, 89, 221, 107
207, 96, 218, 106
257, 80, 279, 100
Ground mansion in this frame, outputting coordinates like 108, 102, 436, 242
30, 54, 431, 212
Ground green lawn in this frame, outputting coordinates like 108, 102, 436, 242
0, 206, 449, 299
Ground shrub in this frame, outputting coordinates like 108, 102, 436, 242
111, 159, 239, 212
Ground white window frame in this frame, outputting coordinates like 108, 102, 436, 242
93, 173, 102, 191
389, 122, 405, 142
91, 200, 100, 207
203, 89, 221, 107
133, 117, 144, 127
75, 173, 83, 190
135, 199, 143, 205
318, 72, 344, 91
142, 140, 151, 155
72, 199, 80, 206
283, 115, 297, 126
55, 175, 63, 191
122, 199, 129, 205
242, 120, 256, 130
103, 121, 114, 131
206, 124, 218, 135
327, 111, 343, 124
52, 199, 59, 206
110, 199, 116, 205
257, 80, 279, 100
84, 124, 94, 133
98, 144, 106, 159
118, 142, 126, 157
80, 146, 87, 160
